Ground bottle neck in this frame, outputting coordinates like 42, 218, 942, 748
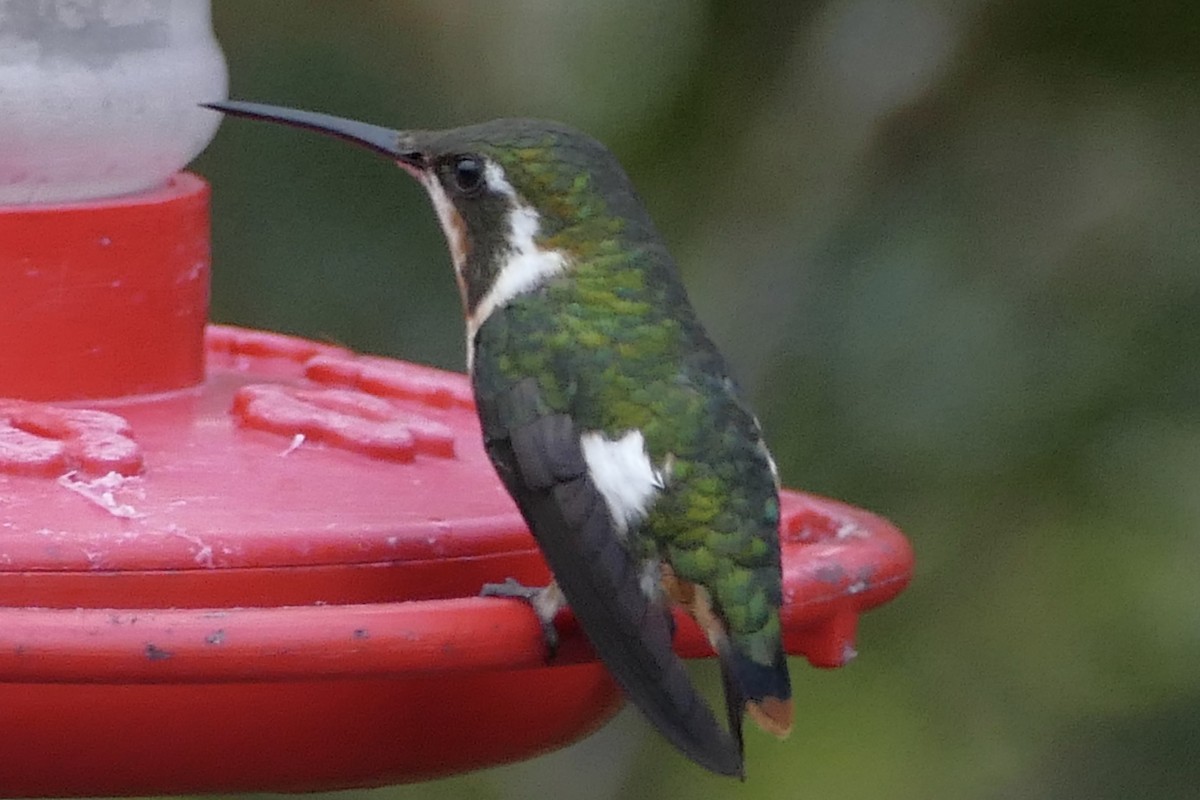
0, 174, 211, 401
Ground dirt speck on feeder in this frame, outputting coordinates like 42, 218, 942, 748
815, 564, 847, 584
280, 433, 305, 457
57, 471, 143, 518
145, 643, 172, 661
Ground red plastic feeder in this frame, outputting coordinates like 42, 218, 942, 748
0, 174, 913, 795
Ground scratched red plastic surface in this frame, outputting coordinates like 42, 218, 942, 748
0, 325, 910, 629
0, 326, 911, 794
0, 174, 912, 795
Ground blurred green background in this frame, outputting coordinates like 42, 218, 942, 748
192, 2, 1200, 799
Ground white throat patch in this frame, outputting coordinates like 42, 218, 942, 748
419, 160, 569, 372
580, 429, 665, 539
420, 173, 468, 272
466, 162, 568, 347
468, 203, 567, 341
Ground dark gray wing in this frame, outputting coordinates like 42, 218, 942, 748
481, 377, 743, 777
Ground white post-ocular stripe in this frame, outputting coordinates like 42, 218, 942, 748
483, 161, 518, 198
580, 429, 663, 539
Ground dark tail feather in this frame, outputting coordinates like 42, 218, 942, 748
541, 474, 744, 775
487, 406, 745, 775
725, 643, 793, 740
718, 654, 747, 780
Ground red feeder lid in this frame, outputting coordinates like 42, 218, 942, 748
0, 175, 913, 796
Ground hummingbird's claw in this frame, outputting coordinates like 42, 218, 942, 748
481, 577, 564, 660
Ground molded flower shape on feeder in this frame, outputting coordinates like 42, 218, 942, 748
0, 400, 142, 478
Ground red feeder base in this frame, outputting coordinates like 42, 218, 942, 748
0, 325, 911, 794
0, 175, 913, 795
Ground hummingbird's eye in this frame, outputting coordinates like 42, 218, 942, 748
452, 157, 485, 194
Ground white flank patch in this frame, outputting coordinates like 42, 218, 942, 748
639, 558, 664, 601
757, 437, 780, 489
580, 429, 664, 539
750, 414, 781, 489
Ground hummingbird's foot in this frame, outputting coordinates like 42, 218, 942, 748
481, 578, 565, 660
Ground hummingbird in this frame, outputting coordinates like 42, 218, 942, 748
205, 100, 793, 777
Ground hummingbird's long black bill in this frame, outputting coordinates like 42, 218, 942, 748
202, 100, 421, 166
